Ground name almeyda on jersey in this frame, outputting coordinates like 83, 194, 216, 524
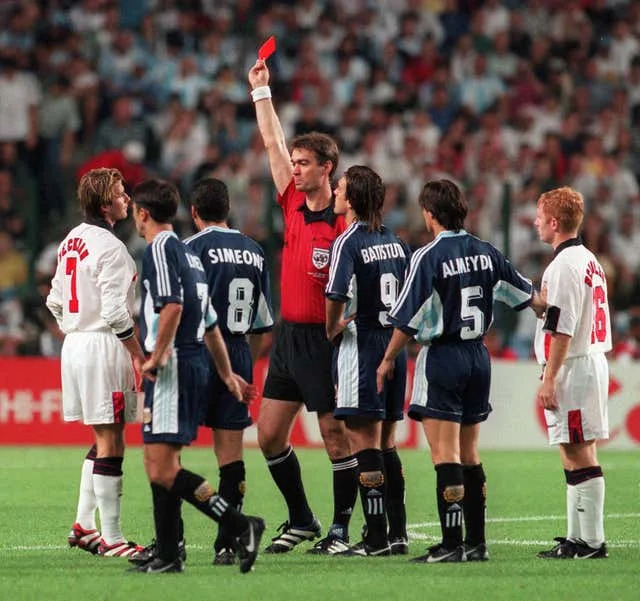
442, 254, 494, 278
207, 247, 265, 271
361, 242, 407, 264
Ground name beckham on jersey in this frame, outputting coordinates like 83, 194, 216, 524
207, 247, 265, 271
361, 242, 407, 264
442, 254, 494, 279
58, 237, 89, 261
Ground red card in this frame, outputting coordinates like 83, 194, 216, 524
258, 36, 276, 60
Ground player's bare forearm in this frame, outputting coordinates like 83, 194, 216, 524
204, 325, 234, 381
376, 328, 412, 393
326, 299, 347, 342
249, 59, 292, 193
383, 328, 412, 362
205, 326, 247, 401
537, 332, 571, 410
543, 332, 571, 383
248, 333, 263, 364
120, 334, 145, 390
121, 333, 145, 363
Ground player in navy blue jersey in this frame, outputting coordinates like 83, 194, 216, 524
325, 166, 411, 556
127, 178, 265, 574
185, 177, 274, 566
376, 179, 546, 564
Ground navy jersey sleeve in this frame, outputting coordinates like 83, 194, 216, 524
250, 244, 275, 334
388, 245, 439, 338
325, 233, 354, 303
490, 246, 533, 311
149, 236, 183, 311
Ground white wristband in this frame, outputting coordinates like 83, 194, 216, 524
251, 86, 272, 102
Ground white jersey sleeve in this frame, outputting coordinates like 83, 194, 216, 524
96, 243, 137, 338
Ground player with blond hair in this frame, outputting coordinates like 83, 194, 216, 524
534, 186, 611, 559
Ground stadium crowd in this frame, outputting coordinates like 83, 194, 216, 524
1, 0, 640, 359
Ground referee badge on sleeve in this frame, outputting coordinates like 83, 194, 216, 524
312, 248, 330, 270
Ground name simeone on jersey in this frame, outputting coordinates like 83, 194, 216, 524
208, 247, 265, 271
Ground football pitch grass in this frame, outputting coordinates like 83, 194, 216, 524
0, 447, 637, 601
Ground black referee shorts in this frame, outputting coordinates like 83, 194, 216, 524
262, 320, 336, 413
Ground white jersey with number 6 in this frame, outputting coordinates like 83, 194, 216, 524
535, 243, 612, 363
47, 222, 137, 336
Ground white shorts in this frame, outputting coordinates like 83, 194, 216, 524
544, 353, 609, 445
61, 331, 137, 425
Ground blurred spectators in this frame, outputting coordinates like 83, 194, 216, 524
0, 0, 639, 357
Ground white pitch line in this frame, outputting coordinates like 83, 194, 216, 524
408, 512, 640, 529
406, 533, 639, 548
1, 514, 639, 553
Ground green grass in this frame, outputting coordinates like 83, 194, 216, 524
0, 447, 638, 601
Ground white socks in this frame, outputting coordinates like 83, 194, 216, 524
566, 476, 605, 548
75, 458, 98, 529
93, 473, 124, 544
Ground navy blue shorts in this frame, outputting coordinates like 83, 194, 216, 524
333, 327, 406, 422
142, 347, 208, 445
201, 336, 252, 431
408, 341, 491, 425
262, 321, 335, 413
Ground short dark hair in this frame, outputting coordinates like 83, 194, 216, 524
345, 165, 384, 231
291, 131, 340, 178
189, 177, 230, 222
419, 179, 467, 231
131, 178, 179, 223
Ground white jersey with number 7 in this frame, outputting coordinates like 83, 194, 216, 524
47, 222, 137, 337
534, 242, 612, 363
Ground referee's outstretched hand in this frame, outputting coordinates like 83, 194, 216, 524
248, 59, 269, 88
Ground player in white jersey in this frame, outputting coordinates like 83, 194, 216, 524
46, 168, 145, 558
533, 186, 611, 560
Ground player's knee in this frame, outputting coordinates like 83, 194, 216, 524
257, 427, 285, 456
318, 423, 348, 457
442, 484, 465, 503
359, 470, 384, 488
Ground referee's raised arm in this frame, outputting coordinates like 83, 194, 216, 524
248, 59, 292, 196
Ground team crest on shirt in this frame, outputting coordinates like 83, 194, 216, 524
312, 248, 330, 270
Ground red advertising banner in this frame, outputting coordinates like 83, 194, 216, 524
0, 357, 424, 447
2, 358, 639, 448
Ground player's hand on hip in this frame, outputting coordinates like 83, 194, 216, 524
536, 380, 558, 410
376, 358, 395, 394
248, 59, 269, 88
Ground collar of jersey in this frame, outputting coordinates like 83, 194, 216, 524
203, 224, 241, 235
297, 201, 337, 225
553, 236, 582, 258
84, 216, 113, 231
155, 230, 178, 241
435, 228, 467, 239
